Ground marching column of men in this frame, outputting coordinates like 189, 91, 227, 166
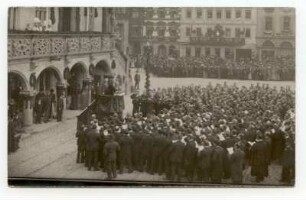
76, 84, 295, 184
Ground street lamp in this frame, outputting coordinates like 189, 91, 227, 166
144, 41, 152, 97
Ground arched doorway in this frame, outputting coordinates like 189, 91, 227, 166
68, 63, 87, 110
158, 45, 167, 57
279, 41, 294, 57
8, 71, 27, 116
94, 60, 111, 95
36, 67, 61, 94
261, 40, 275, 60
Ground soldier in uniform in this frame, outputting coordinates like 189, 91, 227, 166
104, 134, 120, 179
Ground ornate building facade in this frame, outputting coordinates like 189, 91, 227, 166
256, 8, 295, 59
8, 7, 129, 126
141, 8, 181, 57
179, 7, 258, 61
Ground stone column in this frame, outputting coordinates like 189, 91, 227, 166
83, 78, 92, 107
20, 91, 35, 126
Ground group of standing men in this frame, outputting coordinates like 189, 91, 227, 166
76, 83, 295, 185
34, 89, 65, 123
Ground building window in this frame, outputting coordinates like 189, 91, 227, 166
225, 28, 231, 37
265, 16, 273, 31
197, 9, 202, 18
245, 28, 251, 38
157, 9, 166, 19
186, 47, 191, 57
226, 10, 231, 19
283, 16, 291, 31
225, 48, 231, 59
235, 28, 241, 37
170, 29, 177, 37
186, 9, 192, 18
196, 27, 202, 36
158, 29, 165, 37
216, 10, 222, 19
132, 27, 140, 36
132, 11, 139, 18
205, 48, 211, 56
186, 27, 191, 36
169, 9, 177, 18
146, 27, 154, 37
245, 9, 251, 19
35, 7, 47, 21
235, 9, 242, 19
206, 27, 213, 37
195, 47, 201, 57
207, 9, 213, 19
215, 48, 221, 57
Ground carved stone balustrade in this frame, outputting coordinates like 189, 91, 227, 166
8, 32, 115, 60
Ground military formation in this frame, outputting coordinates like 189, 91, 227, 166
135, 55, 295, 81
76, 83, 295, 184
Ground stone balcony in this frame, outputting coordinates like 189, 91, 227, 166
189, 36, 245, 46
8, 31, 116, 60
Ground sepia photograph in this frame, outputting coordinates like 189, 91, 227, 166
7, 7, 295, 187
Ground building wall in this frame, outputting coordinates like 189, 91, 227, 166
179, 8, 258, 59
256, 8, 295, 59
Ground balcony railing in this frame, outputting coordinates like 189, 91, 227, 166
189, 36, 245, 46
8, 32, 115, 60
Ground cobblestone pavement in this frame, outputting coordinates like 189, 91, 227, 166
8, 75, 295, 186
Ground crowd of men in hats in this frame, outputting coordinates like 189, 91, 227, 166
134, 54, 295, 81
76, 83, 295, 184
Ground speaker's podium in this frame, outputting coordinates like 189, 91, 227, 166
77, 92, 125, 129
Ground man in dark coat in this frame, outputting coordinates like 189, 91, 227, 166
210, 140, 225, 184
85, 124, 100, 171
134, 70, 140, 90
139, 133, 154, 172
197, 143, 213, 182
250, 134, 269, 182
104, 134, 120, 179
271, 129, 286, 163
230, 144, 245, 184
168, 135, 185, 181
280, 142, 295, 184
131, 92, 140, 117
118, 131, 134, 173
34, 90, 45, 123
43, 91, 51, 123
57, 93, 64, 122
76, 124, 86, 163
104, 79, 116, 96
184, 136, 198, 181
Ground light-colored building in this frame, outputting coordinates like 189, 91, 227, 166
256, 8, 295, 59
8, 7, 129, 126
179, 7, 258, 61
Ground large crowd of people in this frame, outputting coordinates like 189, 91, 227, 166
76, 83, 295, 185
134, 55, 295, 81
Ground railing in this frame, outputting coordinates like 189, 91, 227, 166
8, 32, 116, 60
189, 36, 245, 46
